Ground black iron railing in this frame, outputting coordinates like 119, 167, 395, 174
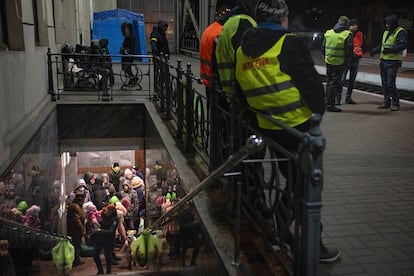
153, 55, 325, 276
47, 48, 153, 101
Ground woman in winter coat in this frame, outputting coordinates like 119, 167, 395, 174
67, 191, 86, 266
118, 181, 139, 230
92, 203, 118, 275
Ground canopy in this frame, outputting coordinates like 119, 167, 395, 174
93, 9, 148, 62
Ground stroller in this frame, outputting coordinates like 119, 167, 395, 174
61, 40, 113, 90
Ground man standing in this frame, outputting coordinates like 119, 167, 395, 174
370, 14, 408, 111
322, 16, 354, 112
199, 2, 234, 107
215, 0, 258, 99
150, 20, 170, 58
337, 18, 365, 105
235, 0, 339, 263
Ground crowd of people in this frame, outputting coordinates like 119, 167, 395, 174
0, 159, 195, 274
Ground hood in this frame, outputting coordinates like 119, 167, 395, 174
237, 0, 259, 17
122, 180, 132, 191
333, 22, 349, 33
157, 20, 168, 33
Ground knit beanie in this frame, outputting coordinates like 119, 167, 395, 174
121, 197, 131, 209
338, 16, 349, 26
349, 18, 359, 26
16, 200, 29, 214
109, 195, 120, 203
255, 0, 289, 23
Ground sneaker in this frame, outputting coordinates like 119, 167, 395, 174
391, 106, 400, 111
345, 98, 356, 104
377, 104, 391, 109
327, 105, 342, 112
319, 244, 340, 263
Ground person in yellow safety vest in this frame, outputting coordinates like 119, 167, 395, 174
337, 18, 366, 105
235, 0, 340, 264
321, 16, 354, 112
199, 1, 235, 113
215, 0, 258, 100
370, 14, 408, 111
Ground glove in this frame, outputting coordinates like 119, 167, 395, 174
382, 48, 391, 55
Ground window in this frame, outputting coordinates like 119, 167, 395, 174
0, 1, 8, 51
33, 0, 40, 46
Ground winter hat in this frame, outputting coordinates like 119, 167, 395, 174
337, 16, 349, 26
121, 197, 131, 209
237, 0, 259, 16
385, 14, 398, 24
349, 18, 359, 26
255, 0, 289, 23
83, 201, 97, 213
16, 200, 29, 215
124, 168, 133, 177
109, 195, 120, 203
112, 161, 120, 172
131, 176, 144, 189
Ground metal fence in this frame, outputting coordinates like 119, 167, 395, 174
47, 48, 154, 102
153, 55, 325, 276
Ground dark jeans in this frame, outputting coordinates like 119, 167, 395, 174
380, 60, 401, 106
93, 241, 114, 274
338, 57, 360, 101
326, 64, 346, 106
121, 57, 134, 77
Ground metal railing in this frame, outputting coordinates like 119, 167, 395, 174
47, 48, 154, 101
153, 55, 325, 276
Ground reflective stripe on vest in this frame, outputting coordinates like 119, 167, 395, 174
235, 34, 312, 130
353, 31, 364, 57
216, 14, 256, 94
381, 27, 405, 61
200, 21, 223, 86
324, 29, 351, 65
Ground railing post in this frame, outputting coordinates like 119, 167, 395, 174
209, 84, 219, 171
47, 48, 56, 101
296, 113, 324, 276
153, 55, 161, 101
164, 54, 172, 120
232, 179, 242, 267
185, 63, 195, 153
176, 59, 184, 141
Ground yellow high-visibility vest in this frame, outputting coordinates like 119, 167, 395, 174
324, 29, 351, 65
381, 27, 406, 61
235, 34, 312, 130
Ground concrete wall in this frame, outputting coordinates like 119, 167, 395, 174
0, 0, 91, 176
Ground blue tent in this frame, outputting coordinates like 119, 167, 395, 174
93, 9, 148, 62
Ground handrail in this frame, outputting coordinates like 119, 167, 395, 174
0, 216, 71, 242
149, 135, 264, 229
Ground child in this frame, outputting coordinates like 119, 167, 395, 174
83, 201, 102, 229
83, 201, 102, 245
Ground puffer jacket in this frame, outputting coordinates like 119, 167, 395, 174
119, 182, 139, 219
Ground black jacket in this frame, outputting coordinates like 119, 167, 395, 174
239, 25, 326, 115
150, 20, 170, 56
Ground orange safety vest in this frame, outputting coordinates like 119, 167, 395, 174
200, 21, 223, 87
353, 31, 364, 57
